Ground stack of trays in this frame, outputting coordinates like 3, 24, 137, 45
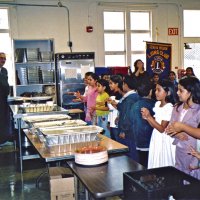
40, 51, 53, 62
42, 69, 54, 83
20, 68, 28, 85
26, 48, 40, 62
27, 67, 39, 84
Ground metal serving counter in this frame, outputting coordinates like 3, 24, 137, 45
24, 130, 128, 163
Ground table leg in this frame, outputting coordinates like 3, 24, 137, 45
85, 189, 89, 200
74, 175, 79, 200
17, 118, 23, 173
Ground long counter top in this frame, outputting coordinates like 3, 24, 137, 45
24, 129, 128, 163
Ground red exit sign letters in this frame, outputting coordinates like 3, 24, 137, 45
168, 28, 179, 35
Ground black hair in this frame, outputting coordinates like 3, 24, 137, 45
169, 71, 176, 77
157, 79, 177, 105
109, 75, 123, 90
85, 71, 93, 77
110, 75, 122, 83
97, 79, 111, 95
123, 75, 137, 90
134, 59, 144, 72
176, 76, 200, 110
137, 81, 153, 97
152, 73, 159, 77
89, 72, 99, 81
186, 67, 195, 76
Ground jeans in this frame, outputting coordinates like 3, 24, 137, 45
110, 127, 119, 141
97, 115, 110, 138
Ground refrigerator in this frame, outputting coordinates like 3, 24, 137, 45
55, 52, 95, 109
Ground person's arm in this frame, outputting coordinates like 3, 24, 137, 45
166, 122, 200, 139
189, 146, 200, 160
75, 91, 86, 102
141, 107, 169, 133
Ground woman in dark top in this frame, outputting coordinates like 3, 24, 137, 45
130, 59, 150, 87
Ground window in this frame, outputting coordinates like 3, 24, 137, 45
184, 43, 200, 79
0, 8, 13, 87
184, 10, 200, 37
103, 10, 152, 68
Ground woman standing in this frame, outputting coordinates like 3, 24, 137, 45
166, 76, 200, 179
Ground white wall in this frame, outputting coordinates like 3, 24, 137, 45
6, 0, 200, 71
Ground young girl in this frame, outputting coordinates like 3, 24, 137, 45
166, 76, 200, 179
107, 75, 123, 141
141, 79, 177, 169
75, 72, 99, 125
90, 79, 110, 137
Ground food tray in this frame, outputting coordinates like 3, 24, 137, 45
20, 104, 54, 113
37, 125, 103, 146
22, 114, 71, 123
32, 119, 87, 128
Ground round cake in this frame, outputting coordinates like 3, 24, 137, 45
75, 146, 108, 166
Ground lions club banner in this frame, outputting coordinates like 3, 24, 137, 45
146, 42, 172, 79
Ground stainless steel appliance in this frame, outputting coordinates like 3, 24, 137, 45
55, 52, 95, 109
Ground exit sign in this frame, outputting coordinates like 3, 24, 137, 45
168, 28, 179, 35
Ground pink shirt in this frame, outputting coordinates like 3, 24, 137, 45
82, 86, 98, 122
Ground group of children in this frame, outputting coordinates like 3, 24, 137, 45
73, 64, 200, 180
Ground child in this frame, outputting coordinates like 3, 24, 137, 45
75, 72, 99, 125
141, 79, 177, 169
165, 76, 200, 179
107, 75, 123, 141
90, 79, 110, 137
151, 73, 160, 101
117, 75, 141, 161
130, 81, 155, 167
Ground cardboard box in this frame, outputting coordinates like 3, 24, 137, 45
49, 167, 75, 200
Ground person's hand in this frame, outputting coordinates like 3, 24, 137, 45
96, 101, 104, 106
166, 122, 184, 137
72, 98, 81, 102
75, 91, 81, 99
141, 107, 151, 120
138, 64, 143, 72
189, 146, 200, 160
90, 106, 95, 113
175, 132, 188, 141
119, 132, 125, 139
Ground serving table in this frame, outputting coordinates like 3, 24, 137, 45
25, 130, 129, 191
24, 131, 128, 162
67, 155, 144, 200
9, 104, 83, 173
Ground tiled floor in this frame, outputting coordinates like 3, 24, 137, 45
0, 145, 122, 200
0, 145, 50, 200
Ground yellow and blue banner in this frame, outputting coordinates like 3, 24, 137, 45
146, 42, 172, 79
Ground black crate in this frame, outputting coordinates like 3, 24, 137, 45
123, 166, 200, 200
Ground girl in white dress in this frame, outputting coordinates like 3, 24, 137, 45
141, 79, 177, 169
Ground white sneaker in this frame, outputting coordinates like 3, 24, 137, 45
0, 141, 14, 147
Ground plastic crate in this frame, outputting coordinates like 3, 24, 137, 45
123, 166, 200, 200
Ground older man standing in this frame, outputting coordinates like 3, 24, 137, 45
0, 52, 10, 146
